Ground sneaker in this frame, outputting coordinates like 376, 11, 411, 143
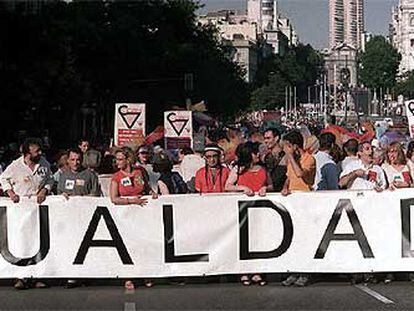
384, 274, 394, 284
14, 279, 28, 290
282, 275, 298, 286
32, 281, 48, 289
294, 275, 310, 287
65, 279, 79, 289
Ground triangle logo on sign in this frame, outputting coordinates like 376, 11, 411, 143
118, 105, 141, 129
409, 102, 414, 117
166, 112, 189, 136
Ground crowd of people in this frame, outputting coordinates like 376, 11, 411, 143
0, 121, 413, 290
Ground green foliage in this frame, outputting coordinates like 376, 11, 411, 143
358, 36, 401, 89
0, 0, 249, 144
250, 43, 323, 110
395, 71, 414, 98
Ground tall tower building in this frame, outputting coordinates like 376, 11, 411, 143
247, 0, 278, 31
390, 0, 414, 74
329, 0, 364, 50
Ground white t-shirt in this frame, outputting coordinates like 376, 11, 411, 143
313, 150, 337, 190
0, 156, 54, 196
340, 156, 359, 172
340, 159, 387, 190
381, 162, 413, 185
178, 154, 205, 182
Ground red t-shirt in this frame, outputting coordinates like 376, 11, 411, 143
237, 167, 267, 192
195, 166, 230, 193
112, 168, 148, 197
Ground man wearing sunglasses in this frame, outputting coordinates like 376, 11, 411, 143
195, 143, 230, 193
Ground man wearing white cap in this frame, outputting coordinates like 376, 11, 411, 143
195, 143, 230, 193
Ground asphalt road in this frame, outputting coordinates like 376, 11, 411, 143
0, 278, 413, 310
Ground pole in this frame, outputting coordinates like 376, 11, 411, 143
324, 73, 328, 125
315, 84, 319, 120
344, 55, 348, 123
288, 86, 292, 121
294, 86, 297, 120
333, 64, 337, 113
320, 80, 323, 123
379, 87, 383, 116
285, 86, 288, 120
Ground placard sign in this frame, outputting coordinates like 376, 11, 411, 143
405, 100, 414, 138
164, 111, 192, 149
114, 103, 145, 146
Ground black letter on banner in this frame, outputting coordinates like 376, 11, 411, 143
400, 198, 414, 257
73, 206, 133, 264
314, 199, 374, 259
239, 200, 293, 260
163, 204, 209, 262
0, 205, 50, 266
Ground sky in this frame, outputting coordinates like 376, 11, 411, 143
198, 0, 399, 49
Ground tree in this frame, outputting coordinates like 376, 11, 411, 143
358, 36, 401, 90
250, 43, 323, 110
395, 71, 414, 99
0, 0, 249, 146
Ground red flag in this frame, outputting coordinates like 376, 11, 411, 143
145, 126, 164, 145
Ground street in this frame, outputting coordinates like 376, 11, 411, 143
0, 278, 413, 310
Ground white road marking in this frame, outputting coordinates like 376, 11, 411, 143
124, 302, 136, 311
354, 284, 395, 305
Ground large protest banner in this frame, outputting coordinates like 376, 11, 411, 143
114, 103, 146, 146
164, 111, 192, 149
1, 189, 414, 278
405, 99, 414, 138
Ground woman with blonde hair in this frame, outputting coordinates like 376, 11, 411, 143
382, 141, 413, 190
110, 147, 156, 290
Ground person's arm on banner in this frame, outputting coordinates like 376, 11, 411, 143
339, 169, 364, 188
281, 178, 291, 196
109, 180, 148, 206
0, 164, 19, 203
259, 171, 273, 196
225, 167, 254, 196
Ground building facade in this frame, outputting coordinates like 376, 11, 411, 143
329, 0, 364, 50
198, 0, 298, 81
390, 0, 414, 75
247, 0, 298, 52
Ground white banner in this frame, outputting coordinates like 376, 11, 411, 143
1, 190, 414, 278
405, 99, 414, 138
114, 103, 146, 146
164, 111, 192, 149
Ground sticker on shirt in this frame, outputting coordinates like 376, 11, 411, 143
402, 171, 412, 183
367, 170, 377, 182
75, 179, 85, 187
393, 175, 403, 182
37, 167, 48, 177
121, 177, 132, 187
65, 179, 75, 190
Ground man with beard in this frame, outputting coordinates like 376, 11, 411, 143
1, 138, 53, 204
0, 138, 54, 290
